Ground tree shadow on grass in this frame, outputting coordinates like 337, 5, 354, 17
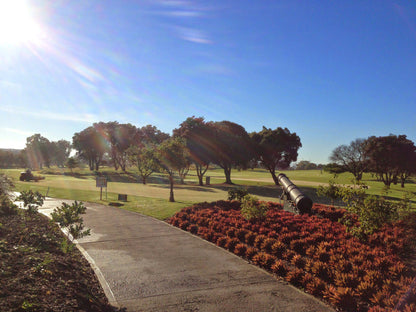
150, 182, 217, 193
208, 183, 282, 199
62, 172, 88, 179
93, 171, 170, 184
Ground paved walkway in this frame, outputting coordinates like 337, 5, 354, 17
38, 198, 334, 312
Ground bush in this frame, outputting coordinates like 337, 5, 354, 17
51, 201, 90, 243
0, 174, 14, 197
338, 182, 400, 237
316, 179, 342, 206
16, 190, 44, 214
0, 194, 18, 216
241, 195, 269, 220
227, 187, 249, 201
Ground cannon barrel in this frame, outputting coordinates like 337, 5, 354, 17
277, 173, 312, 214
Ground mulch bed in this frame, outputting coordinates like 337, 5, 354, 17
0, 210, 118, 312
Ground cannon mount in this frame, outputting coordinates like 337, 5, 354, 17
277, 173, 312, 214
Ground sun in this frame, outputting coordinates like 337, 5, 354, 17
0, 0, 43, 46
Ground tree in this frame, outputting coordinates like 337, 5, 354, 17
364, 134, 416, 187
251, 127, 301, 185
72, 126, 107, 171
0, 150, 15, 168
173, 117, 212, 186
66, 157, 78, 173
209, 121, 252, 184
329, 138, 368, 181
51, 140, 72, 167
323, 163, 346, 176
128, 146, 158, 184
156, 138, 189, 202
136, 125, 170, 147
24, 134, 51, 169
295, 161, 318, 170
97, 122, 137, 171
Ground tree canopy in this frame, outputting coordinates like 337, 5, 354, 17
156, 137, 189, 202
209, 121, 252, 184
329, 138, 368, 181
251, 127, 301, 185
173, 116, 213, 186
72, 126, 107, 171
364, 134, 416, 187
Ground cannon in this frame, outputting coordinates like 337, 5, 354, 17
277, 173, 312, 214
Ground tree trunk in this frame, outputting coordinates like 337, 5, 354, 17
196, 163, 209, 186
169, 175, 175, 202
224, 167, 232, 184
269, 169, 279, 185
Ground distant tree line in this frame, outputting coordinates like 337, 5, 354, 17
0, 135, 71, 169
326, 135, 416, 187
1, 117, 302, 191
3, 118, 415, 190
293, 161, 325, 171
70, 118, 301, 189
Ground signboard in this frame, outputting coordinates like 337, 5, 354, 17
96, 177, 107, 188
96, 177, 107, 200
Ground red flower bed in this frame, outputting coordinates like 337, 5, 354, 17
168, 200, 415, 312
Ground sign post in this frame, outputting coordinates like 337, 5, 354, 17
96, 177, 107, 200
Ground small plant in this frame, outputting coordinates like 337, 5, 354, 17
338, 181, 401, 237
225, 238, 239, 252
324, 286, 357, 312
254, 234, 267, 249
60, 238, 75, 254
245, 247, 258, 260
0, 194, 18, 216
252, 252, 275, 270
271, 260, 288, 277
241, 195, 269, 220
244, 231, 256, 245
21, 300, 35, 310
0, 173, 14, 197
17, 190, 44, 214
316, 179, 342, 206
51, 201, 90, 243
227, 187, 249, 201
234, 243, 247, 256
285, 268, 305, 287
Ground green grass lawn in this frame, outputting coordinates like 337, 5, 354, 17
2, 167, 415, 220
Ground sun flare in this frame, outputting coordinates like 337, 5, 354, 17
0, 0, 43, 45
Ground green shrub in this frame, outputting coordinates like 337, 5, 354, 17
51, 201, 90, 243
241, 195, 269, 220
227, 187, 249, 201
0, 194, 18, 216
16, 190, 44, 214
338, 181, 400, 238
316, 179, 342, 206
0, 174, 14, 197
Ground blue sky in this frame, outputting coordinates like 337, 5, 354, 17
0, 0, 415, 164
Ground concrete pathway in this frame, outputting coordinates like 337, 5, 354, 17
39, 198, 334, 312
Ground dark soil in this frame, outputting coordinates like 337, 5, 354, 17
0, 210, 118, 312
